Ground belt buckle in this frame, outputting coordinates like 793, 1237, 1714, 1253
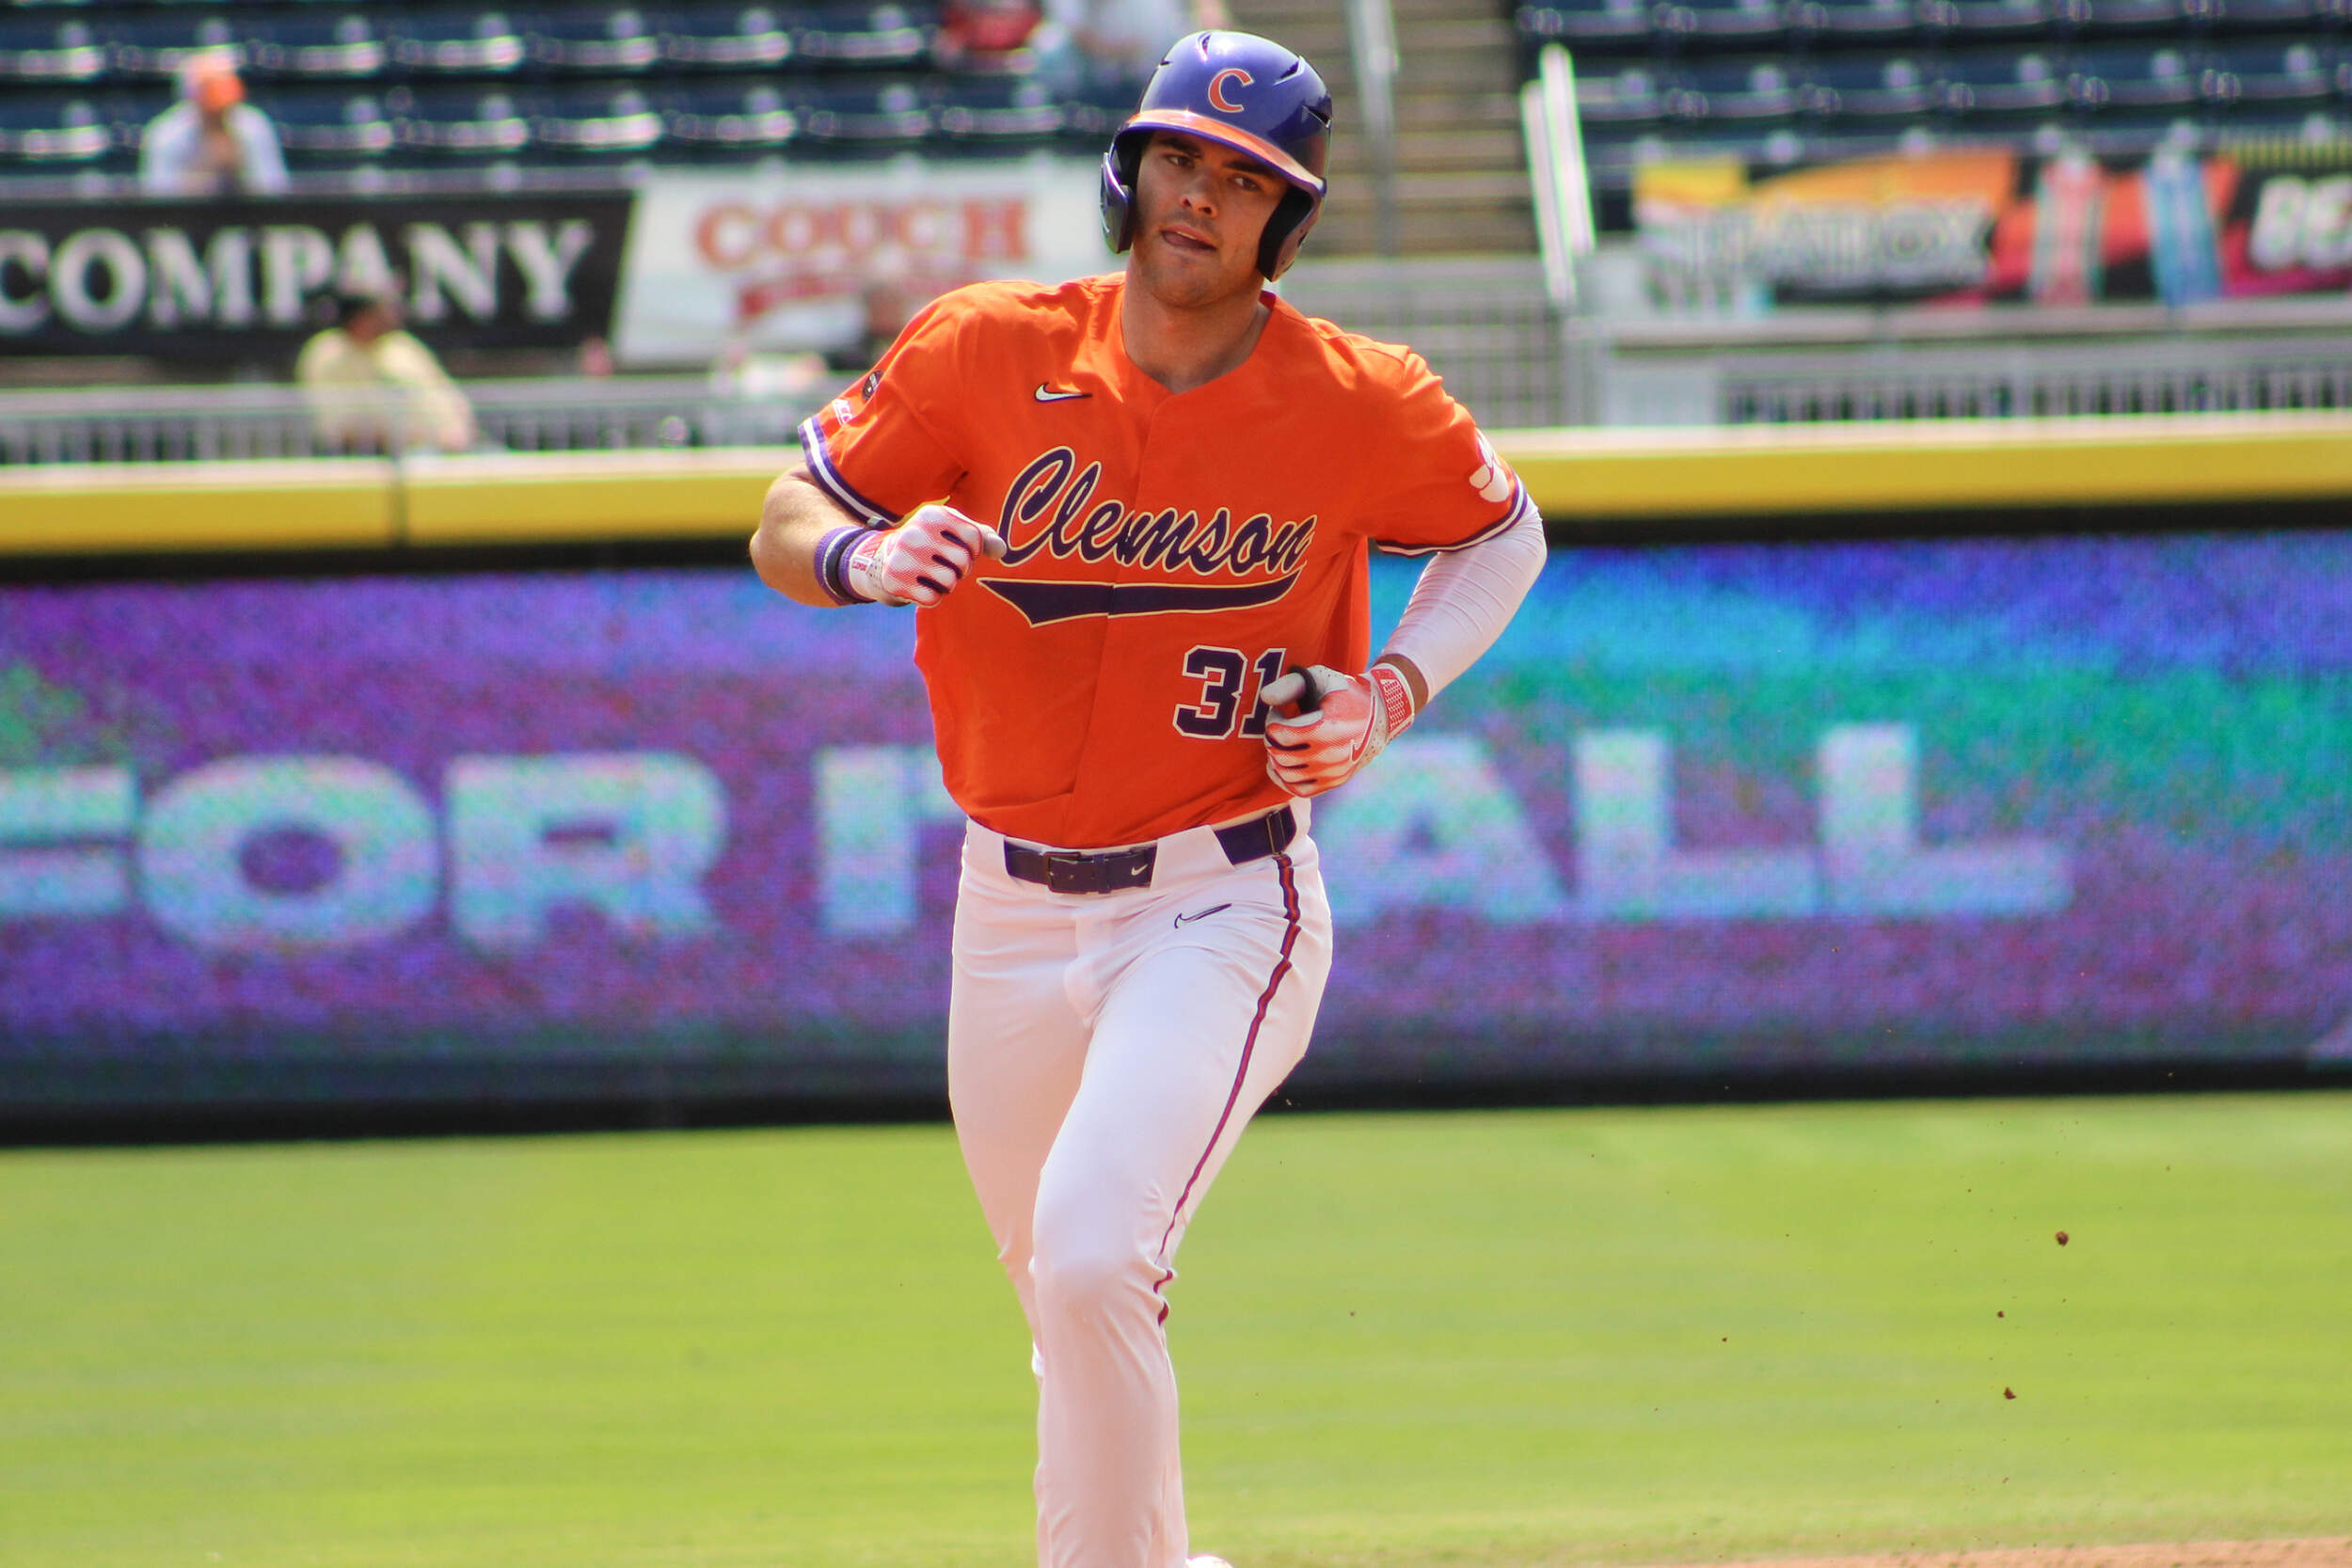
1042, 851, 1096, 895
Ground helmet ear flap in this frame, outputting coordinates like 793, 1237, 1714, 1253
1258, 182, 1319, 279
1099, 132, 1149, 254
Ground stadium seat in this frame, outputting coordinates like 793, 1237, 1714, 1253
1918, 0, 2059, 36
0, 15, 108, 85
1576, 60, 1675, 124
2219, 104, 2348, 145
1057, 76, 1137, 139
788, 77, 932, 141
107, 12, 242, 81
242, 13, 385, 82
1669, 56, 1801, 118
1936, 47, 2070, 112
255, 87, 395, 163
389, 85, 536, 154
1798, 53, 1937, 117
2065, 107, 2204, 153
527, 8, 660, 73
2201, 38, 2331, 103
791, 4, 934, 68
658, 4, 795, 70
660, 78, 797, 150
2185, 0, 2322, 26
386, 11, 526, 76
931, 74, 1058, 139
0, 90, 111, 164
2069, 42, 2201, 107
1788, 0, 1918, 40
1585, 121, 1817, 178
2053, 0, 2186, 32
1654, 0, 1791, 46
1514, 0, 1654, 48
532, 83, 665, 153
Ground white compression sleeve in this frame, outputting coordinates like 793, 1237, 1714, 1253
1377, 507, 1549, 706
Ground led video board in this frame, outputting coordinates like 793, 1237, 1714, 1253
4, 531, 2346, 1112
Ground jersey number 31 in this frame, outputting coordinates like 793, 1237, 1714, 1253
1174, 646, 1286, 740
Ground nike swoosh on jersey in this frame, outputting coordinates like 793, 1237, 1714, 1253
980, 571, 1300, 626
1173, 903, 1232, 927
1033, 384, 1089, 402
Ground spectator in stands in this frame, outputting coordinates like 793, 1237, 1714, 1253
937, 0, 1044, 71
1034, 0, 1230, 94
295, 286, 478, 455
138, 53, 290, 198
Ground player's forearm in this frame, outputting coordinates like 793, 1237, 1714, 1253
1378, 508, 1548, 707
751, 468, 863, 607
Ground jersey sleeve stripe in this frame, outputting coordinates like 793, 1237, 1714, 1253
1371, 475, 1534, 558
797, 415, 902, 526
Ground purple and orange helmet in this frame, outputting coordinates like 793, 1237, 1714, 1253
1099, 30, 1334, 279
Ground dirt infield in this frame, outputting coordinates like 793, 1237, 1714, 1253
1664, 1541, 2352, 1568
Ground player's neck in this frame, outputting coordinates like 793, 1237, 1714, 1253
1117, 276, 1271, 396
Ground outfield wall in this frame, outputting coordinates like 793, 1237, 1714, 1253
10, 412, 2352, 553
4, 418, 2350, 1122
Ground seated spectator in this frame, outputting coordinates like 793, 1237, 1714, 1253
295, 287, 478, 455
936, 0, 1043, 70
139, 54, 290, 198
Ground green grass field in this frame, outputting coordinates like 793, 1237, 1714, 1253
3, 1091, 2346, 1568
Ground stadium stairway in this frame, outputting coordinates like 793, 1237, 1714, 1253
1225, 0, 1539, 254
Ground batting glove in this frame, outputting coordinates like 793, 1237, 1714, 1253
819, 505, 1008, 608
1261, 661, 1417, 798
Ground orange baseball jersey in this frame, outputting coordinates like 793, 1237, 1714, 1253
799, 273, 1534, 848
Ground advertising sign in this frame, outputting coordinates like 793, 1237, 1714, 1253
4, 534, 2348, 1115
1635, 147, 2352, 309
0, 193, 632, 359
610, 158, 1106, 365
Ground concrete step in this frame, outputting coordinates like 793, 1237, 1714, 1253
1327, 124, 1527, 174
1244, 15, 1347, 48
1322, 53, 1525, 94
1392, 87, 1526, 124
1390, 0, 1507, 15
1325, 168, 1533, 206
1304, 200, 1537, 255
1248, 16, 1520, 54
1229, 0, 1539, 255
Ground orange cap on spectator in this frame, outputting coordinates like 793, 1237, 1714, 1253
190, 61, 244, 113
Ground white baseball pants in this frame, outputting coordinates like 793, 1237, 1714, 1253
947, 809, 1334, 1568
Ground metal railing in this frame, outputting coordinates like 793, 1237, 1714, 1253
0, 376, 816, 466
1287, 255, 2352, 428
9, 265, 2352, 460
1343, 0, 1402, 257
1712, 339, 2352, 424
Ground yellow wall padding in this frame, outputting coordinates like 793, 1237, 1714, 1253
397, 449, 798, 545
1499, 411, 2352, 518
0, 458, 398, 554
6, 414, 2351, 556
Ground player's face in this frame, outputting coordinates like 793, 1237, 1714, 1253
1129, 132, 1287, 307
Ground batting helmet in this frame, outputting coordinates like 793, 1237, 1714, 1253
1099, 30, 1333, 280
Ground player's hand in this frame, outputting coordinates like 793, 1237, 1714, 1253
1261, 662, 1417, 798
842, 505, 1008, 607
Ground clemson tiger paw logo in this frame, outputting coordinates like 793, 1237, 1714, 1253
1468, 433, 1515, 505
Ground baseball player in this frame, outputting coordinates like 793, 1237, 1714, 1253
751, 30, 1546, 1568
